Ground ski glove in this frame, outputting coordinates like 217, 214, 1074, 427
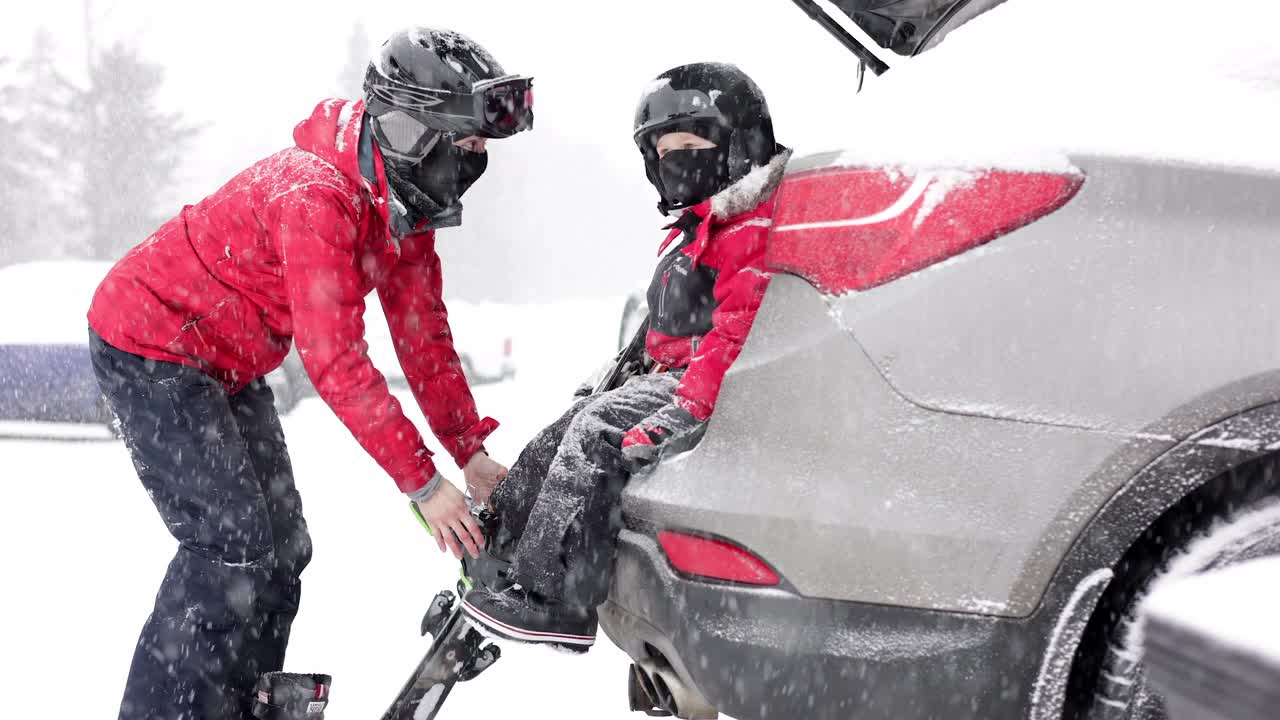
621, 404, 704, 471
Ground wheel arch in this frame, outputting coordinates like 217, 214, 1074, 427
1052, 403, 1280, 593
1039, 401, 1280, 717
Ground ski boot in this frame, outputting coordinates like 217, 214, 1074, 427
251, 672, 331, 719
459, 507, 517, 593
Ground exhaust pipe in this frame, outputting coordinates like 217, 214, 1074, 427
629, 661, 718, 719
629, 663, 671, 717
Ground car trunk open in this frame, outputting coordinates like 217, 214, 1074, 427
792, 0, 1012, 71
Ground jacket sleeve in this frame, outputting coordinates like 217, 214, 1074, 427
278, 189, 439, 495
377, 232, 497, 468
673, 223, 773, 421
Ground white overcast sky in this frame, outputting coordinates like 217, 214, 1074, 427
2, 0, 873, 300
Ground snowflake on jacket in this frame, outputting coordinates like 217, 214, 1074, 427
622, 149, 792, 463
88, 99, 496, 495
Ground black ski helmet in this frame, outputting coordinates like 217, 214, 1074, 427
362, 27, 533, 229
364, 27, 533, 158
633, 63, 779, 213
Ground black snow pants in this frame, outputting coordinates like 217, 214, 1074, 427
490, 372, 679, 608
90, 330, 312, 720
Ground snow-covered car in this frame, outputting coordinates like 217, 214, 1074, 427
362, 299, 515, 387
0, 261, 116, 433
0, 260, 307, 436
263, 347, 311, 414
599, 2, 1280, 719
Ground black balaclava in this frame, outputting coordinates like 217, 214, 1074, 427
656, 145, 731, 210
381, 130, 488, 233
634, 63, 780, 215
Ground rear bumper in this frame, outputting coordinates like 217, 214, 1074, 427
600, 528, 1049, 720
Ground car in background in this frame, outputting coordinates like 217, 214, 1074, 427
0, 261, 116, 434
618, 290, 648, 350
599, 2, 1280, 720
262, 347, 310, 414
362, 299, 515, 387
0, 260, 308, 438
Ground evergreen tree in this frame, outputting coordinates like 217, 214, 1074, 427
80, 42, 197, 259
9, 30, 82, 260
338, 23, 371, 99
0, 58, 28, 263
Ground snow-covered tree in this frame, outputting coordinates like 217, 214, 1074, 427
79, 42, 197, 260
6, 31, 83, 261
337, 23, 371, 99
0, 59, 29, 262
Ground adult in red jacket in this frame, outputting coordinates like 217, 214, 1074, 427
88, 28, 532, 720
458, 63, 789, 650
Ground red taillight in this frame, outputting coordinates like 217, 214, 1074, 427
657, 530, 779, 586
766, 167, 1084, 294
503, 338, 512, 356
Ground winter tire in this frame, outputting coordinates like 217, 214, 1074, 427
1068, 457, 1280, 720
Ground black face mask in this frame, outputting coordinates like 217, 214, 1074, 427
657, 147, 730, 210
412, 136, 489, 208
384, 135, 488, 223
384, 164, 448, 234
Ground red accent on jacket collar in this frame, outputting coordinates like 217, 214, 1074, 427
655, 196, 732, 268
658, 205, 707, 255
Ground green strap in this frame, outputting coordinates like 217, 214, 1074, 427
414, 502, 479, 587
409, 500, 434, 536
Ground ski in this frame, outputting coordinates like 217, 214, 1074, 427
381, 587, 501, 720
596, 317, 651, 394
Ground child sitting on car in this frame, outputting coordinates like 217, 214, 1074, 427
458, 62, 792, 650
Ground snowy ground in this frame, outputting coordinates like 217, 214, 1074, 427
1, 298, 651, 719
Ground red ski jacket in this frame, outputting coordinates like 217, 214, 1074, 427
645, 149, 792, 421
88, 99, 496, 495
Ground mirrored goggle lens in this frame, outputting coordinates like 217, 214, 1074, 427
480, 80, 533, 135
374, 110, 435, 157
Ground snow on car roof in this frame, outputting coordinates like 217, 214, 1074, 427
0, 260, 113, 345
815, 0, 1280, 173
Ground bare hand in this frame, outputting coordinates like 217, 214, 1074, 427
415, 481, 484, 559
463, 452, 509, 507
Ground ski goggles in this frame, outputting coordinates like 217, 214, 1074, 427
370, 110, 444, 162
367, 74, 534, 146
474, 75, 535, 138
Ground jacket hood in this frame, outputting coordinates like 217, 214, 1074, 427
293, 99, 387, 205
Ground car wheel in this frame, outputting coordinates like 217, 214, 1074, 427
1067, 459, 1280, 720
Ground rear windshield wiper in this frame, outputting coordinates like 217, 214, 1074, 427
791, 0, 891, 76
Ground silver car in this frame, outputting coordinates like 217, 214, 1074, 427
600, 3, 1280, 719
